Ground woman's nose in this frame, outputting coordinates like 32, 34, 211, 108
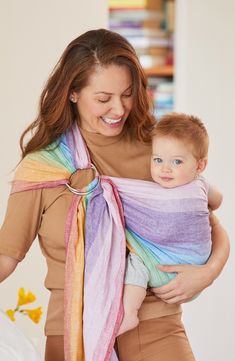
111, 98, 125, 117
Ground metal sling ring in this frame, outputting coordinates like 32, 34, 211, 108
66, 163, 100, 196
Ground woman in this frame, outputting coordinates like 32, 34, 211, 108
0, 29, 229, 361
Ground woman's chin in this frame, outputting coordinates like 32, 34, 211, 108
99, 120, 125, 136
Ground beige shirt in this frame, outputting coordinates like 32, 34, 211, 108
0, 128, 180, 335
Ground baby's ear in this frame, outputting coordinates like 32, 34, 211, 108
197, 157, 208, 173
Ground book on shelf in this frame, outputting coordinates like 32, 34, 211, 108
125, 36, 171, 49
139, 54, 166, 68
109, 9, 163, 22
109, 0, 148, 9
164, 0, 175, 32
109, 26, 164, 37
148, 78, 174, 118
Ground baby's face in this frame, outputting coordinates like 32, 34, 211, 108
151, 136, 205, 188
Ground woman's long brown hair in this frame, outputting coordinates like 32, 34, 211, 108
20, 28, 155, 158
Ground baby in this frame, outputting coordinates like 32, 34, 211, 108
118, 112, 222, 336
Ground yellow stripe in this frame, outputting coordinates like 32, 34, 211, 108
71, 201, 85, 361
14, 159, 71, 182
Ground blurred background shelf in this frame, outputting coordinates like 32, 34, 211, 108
144, 64, 173, 77
108, 0, 175, 118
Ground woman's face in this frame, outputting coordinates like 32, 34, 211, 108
71, 64, 133, 136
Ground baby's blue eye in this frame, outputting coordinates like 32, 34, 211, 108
153, 158, 163, 164
172, 159, 183, 166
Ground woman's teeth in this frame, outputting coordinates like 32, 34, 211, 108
101, 117, 122, 124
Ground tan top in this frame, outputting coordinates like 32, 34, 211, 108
0, 127, 180, 336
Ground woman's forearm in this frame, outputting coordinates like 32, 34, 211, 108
0, 254, 18, 283
207, 213, 230, 281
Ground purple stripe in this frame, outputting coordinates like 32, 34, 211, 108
66, 123, 91, 169
85, 186, 106, 258
65, 128, 78, 169
121, 194, 208, 213
123, 200, 211, 246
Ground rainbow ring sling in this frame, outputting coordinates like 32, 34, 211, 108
12, 123, 211, 361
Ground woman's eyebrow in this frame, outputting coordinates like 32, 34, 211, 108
94, 91, 112, 95
94, 84, 132, 95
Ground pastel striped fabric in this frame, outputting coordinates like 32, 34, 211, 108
12, 123, 211, 360
112, 176, 212, 287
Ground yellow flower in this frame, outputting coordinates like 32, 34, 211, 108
6, 288, 42, 324
17, 287, 36, 307
6, 309, 15, 321
25, 307, 43, 324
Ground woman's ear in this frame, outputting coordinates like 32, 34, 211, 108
69, 92, 78, 103
197, 157, 208, 174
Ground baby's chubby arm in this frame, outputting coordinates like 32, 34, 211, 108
208, 185, 223, 210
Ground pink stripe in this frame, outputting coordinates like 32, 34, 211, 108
72, 123, 91, 168
11, 179, 68, 194
64, 196, 81, 360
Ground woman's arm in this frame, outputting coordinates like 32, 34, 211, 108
0, 189, 44, 284
151, 213, 230, 304
0, 254, 19, 283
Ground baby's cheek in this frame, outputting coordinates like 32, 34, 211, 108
150, 167, 158, 182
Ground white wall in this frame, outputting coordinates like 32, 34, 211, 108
0, 0, 108, 356
175, 1, 235, 360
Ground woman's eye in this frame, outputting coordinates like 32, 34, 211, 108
173, 159, 183, 165
122, 93, 132, 98
97, 99, 110, 103
153, 158, 162, 164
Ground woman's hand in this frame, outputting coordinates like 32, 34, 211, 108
151, 263, 215, 304
151, 214, 230, 305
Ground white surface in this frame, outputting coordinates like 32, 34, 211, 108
0, 310, 42, 360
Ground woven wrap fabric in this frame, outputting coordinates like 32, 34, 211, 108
113, 176, 212, 287
11, 124, 125, 361
11, 123, 211, 360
